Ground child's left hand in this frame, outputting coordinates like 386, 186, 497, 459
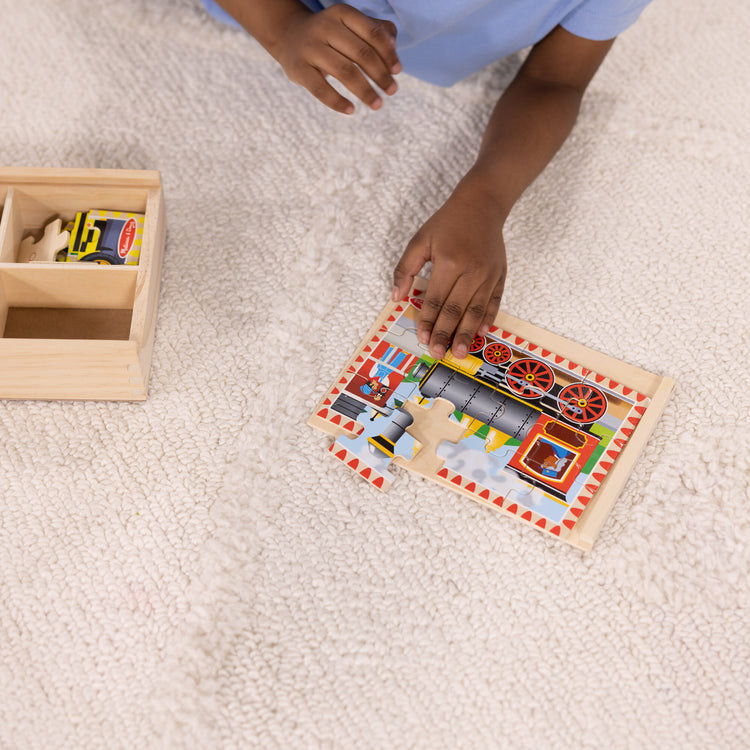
392, 179, 507, 361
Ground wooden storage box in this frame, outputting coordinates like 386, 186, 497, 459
0, 168, 166, 400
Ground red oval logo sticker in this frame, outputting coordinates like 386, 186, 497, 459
118, 218, 137, 258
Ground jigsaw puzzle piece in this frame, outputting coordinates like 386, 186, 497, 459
382, 314, 427, 358
392, 397, 467, 476
436, 433, 518, 494
330, 406, 423, 491
312, 380, 367, 439
17, 219, 70, 263
500, 484, 572, 525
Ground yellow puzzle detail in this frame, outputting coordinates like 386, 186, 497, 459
66, 209, 145, 265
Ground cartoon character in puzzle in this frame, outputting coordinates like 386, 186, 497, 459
360, 363, 393, 403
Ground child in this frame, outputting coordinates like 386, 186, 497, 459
202, 0, 651, 359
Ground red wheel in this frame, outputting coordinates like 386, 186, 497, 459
483, 342, 512, 365
505, 358, 554, 399
468, 335, 486, 353
558, 383, 608, 423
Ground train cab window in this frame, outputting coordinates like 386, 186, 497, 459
522, 438, 575, 481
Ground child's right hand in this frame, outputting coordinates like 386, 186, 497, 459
272, 4, 401, 114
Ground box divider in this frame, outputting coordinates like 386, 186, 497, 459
0, 265, 137, 309
0, 188, 24, 263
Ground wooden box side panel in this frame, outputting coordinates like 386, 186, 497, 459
0, 167, 161, 201
0, 339, 145, 401
0, 268, 7, 335
130, 186, 166, 390
6, 185, 149, 233
0, 167, 162, 189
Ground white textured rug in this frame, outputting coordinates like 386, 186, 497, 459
1, 1, 749, 747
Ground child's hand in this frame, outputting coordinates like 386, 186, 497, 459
273, 4, 401, 114
392, 182, 507, 360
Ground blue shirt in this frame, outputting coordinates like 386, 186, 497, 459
202, 0, 651, 86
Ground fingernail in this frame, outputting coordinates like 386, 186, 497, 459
385, 81, 398, 95
432, 345, 446, 359
453, 344, 467, 359
344, 103, 355, 115
391, 286, 399, 302
371, 97, 383, 110
391, 62, 402, 74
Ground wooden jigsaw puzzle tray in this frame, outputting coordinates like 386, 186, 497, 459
310, 280, 675, 550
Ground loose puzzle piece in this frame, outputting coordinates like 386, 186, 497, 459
309, 280, 675, 550
17, 219, 70, 263
66, 210, 145, 265
395, 397, 466, 476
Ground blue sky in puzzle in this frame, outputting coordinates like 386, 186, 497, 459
435, 432, 575, 523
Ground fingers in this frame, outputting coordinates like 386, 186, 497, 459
392, 232, 430, 303
299, 7, 401, 113
420, 270, 506, 361
478, 275, 506, 336
298, 68, 359, 114
316, 45, 391, 111
421, 284, 483, 360
391, 189, 507, 360
340, 9, 401, 78
447, 288, 489, 360
296, 54, 374, 114
418, 273, 473, 360
326, 40, 397, 110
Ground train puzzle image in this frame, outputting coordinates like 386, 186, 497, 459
368, 351, 605, 503
335, 330, 614, 503
310, 285, 660, 545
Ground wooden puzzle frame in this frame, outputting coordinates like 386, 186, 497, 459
310, 279, 674, 551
